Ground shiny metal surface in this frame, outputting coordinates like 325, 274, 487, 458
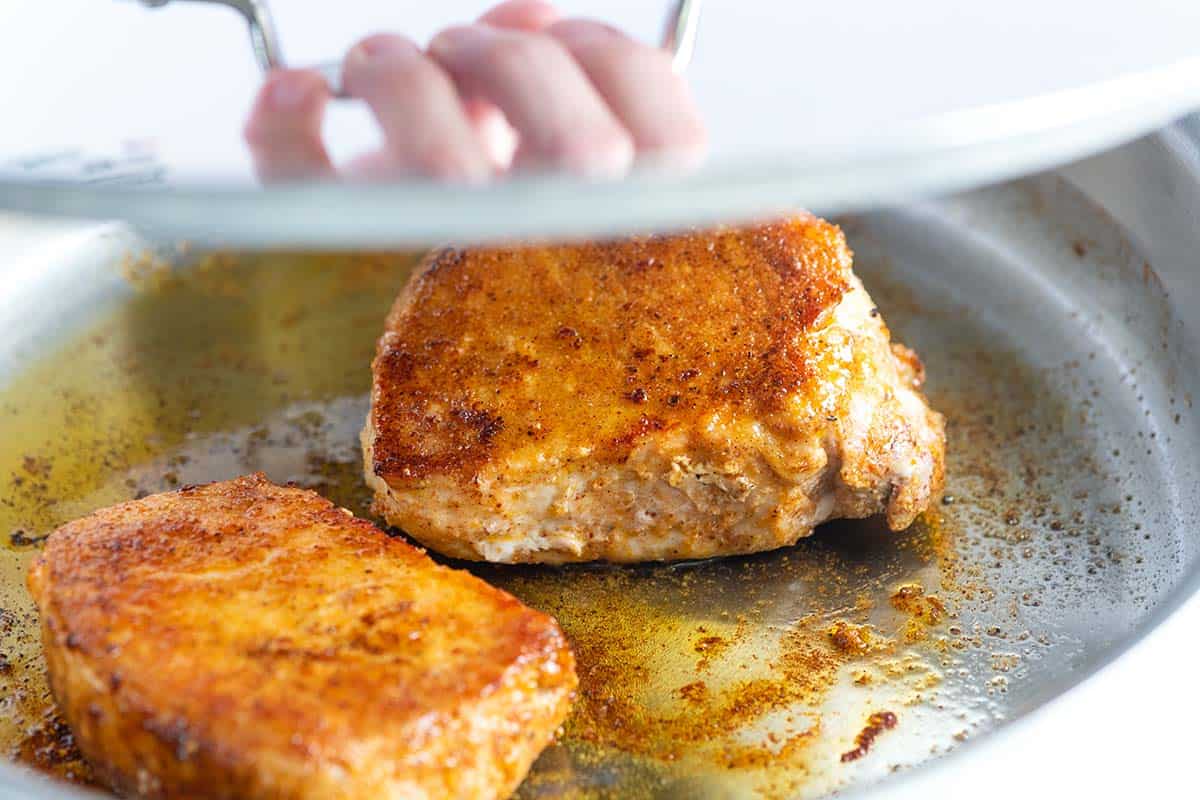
0, 120, 1198, 798
659, 0, 701, 74
136, 0, 284, 74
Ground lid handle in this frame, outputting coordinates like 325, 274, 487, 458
134, 0, 702, 97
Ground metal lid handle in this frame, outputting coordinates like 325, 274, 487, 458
135, 0, 702, 97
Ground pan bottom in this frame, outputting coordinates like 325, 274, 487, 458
0, 173, 1193, 799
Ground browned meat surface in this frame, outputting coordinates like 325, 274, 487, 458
27, 474, 575, 799
364, 215, 945, 563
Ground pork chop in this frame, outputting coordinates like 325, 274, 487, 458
27, 474, 575, 799
364, 215, 945, 563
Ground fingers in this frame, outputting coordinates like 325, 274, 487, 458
429, 24, 634, 177
464, 1, 555, 171
342, 34, 492, 182
464, 99, 520, 172
244, 70, 335, 183
549, 19, 707, 168
244, 3, 708, 184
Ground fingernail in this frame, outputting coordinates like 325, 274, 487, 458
429, 25, 490, 58
552, 20, 622, 43
343, 44, 370, 74
348, 35, 417, 69
268, 74, 313, 110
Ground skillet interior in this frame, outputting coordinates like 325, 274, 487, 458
0, 168, 1196, 799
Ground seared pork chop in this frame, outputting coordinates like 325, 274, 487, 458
27, 474, 575, 800
364, 216, 945, 563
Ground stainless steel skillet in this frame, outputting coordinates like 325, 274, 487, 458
0, 119, 1197, 799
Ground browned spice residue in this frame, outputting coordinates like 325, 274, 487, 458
828, 621, 874, 656
693, 631, 730, 671
515, 566, 852, 771
890, 583, 947, 641
13, 710, 95, 785
890, 584, 945, 623
840, 711, 898, 763
8, 529, 47, 548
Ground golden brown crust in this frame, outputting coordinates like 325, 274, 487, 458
368, 216, 851, 485
365, 216, 944, 563
27, 474, 576, 799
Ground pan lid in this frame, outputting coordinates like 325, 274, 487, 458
3, 0, 1200, 247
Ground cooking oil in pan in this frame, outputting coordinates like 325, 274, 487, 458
0, 192, 1182, 799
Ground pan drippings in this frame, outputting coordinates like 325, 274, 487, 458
0, 197, 1178, 799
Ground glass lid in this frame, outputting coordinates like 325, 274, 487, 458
3, 0, 1200, 247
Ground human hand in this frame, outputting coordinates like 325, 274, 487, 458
244, 0, 706, 183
